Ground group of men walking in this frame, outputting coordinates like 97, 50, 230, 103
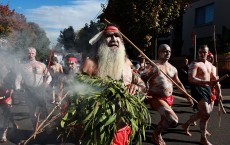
0, 24, 224, 145
0, 46, 80, 143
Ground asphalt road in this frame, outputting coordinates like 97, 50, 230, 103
1, 89, 230, 145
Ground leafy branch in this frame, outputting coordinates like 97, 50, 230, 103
59, 74, 151, 145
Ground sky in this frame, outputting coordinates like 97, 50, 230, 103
1, 0, 107, 46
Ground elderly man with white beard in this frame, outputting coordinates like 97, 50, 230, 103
82, 24, 146, 145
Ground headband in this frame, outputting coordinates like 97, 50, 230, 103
104, 26, 119, 33
66, 57, 77, 62
89, 25, 120, 45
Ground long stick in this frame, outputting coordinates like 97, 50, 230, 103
22, 91, 69, 145
34, 48, 53, 88
33, 112, 40, 139
194, 34, 197, 60
218, 74, 229, 82
45, 49, 53, 82
213, 25, 218, 75
213, 25, 226, 127
217, 74, 228, 114
36, 114, 61, 134
104, 19, 197, 103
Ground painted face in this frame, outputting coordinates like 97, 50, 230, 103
158, 46, 171, 60
66, 61, 77, 71
28, 50, 36, 60
104, 32, 122, 51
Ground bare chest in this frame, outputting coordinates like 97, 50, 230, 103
51, 65, 60, 72
24, 62, 44, 74
156, 65, 175, 78
196, 63, 212, 76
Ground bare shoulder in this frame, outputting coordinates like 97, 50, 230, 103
212, 64, 216, 70
58, 63, 63, 67
83, 57, 95, 66
206, 60, 213, 67
167, 62, 177, 71
189, 61, 200, 68
125, 58, 133, 67
82, 57, 97, 75
37, 61, 46, 68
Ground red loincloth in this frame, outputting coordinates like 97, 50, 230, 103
111, 125, 131, 145
147, 92, 174, 106
211, 88, 216, 102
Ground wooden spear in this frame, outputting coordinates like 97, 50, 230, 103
104, 18, 198, 103
213, 25, 227, 127
213, 25, 226, 115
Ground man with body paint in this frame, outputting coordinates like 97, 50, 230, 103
141, 44, 193, 145
15, 47, 52, 129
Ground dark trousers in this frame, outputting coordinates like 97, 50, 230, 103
25, 86, 49, 128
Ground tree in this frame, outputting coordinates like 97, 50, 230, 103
57, 26, 76, 52
0, 4, 50, 60
0, 4, 26, 36
99, 0, 191, 59
0, 4, 15, 36
58, 21, 104, 59
53, 42, 63, 53
27, 22, 51, 61
75, 21, 104, 58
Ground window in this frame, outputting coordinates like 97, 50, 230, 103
195, 3, 214, 26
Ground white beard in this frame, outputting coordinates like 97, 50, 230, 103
97, 42, 126, 80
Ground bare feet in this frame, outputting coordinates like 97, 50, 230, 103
200, 138, 213, 145
151, 132, 166, 145
191, 121, 197, 126
181, 124, 192, 136
13, 122, 19, 129
0, 131, 7, 143
206, 130, 211, 136
0, 136, 7, 143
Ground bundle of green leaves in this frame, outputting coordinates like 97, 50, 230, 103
60, 74, 151, 145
